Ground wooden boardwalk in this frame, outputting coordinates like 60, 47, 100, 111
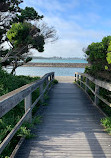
15, 83, 111, 158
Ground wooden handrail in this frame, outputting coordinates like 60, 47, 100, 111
75, 72, 111, 91
0, 72, 54, 154
75, 72, 111, 107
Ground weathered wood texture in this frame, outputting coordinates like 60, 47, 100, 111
75, 72, 111, 107
0, 72, 54, 155
75, 73, 111, 91
15, 83, 111, 158
0, 72, 54, 118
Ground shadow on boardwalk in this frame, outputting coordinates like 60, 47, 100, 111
15, 83, 111, 158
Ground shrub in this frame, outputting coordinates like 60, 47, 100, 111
0, 67, 40, 157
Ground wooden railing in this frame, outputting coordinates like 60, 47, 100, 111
75, 72, 111, 108
0, 72, 54, 154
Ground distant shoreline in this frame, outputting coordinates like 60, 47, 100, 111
23, 63, 89, 68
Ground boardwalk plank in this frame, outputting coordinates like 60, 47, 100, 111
15, 83, 111, 158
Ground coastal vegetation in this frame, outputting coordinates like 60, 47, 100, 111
84, 36, 111, 81
0, 0, 57, 74
0, 1, 57, 156
0, 66, 58, 157
0, 67, 40, 157
101, 117, 111, 135
84, 36, 111, 134
84, 36, 111, 107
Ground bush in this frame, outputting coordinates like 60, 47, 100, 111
0, 67, 40, 158
85, 36, 111, 81
101, 117, 111, 135
53, 79, 58, 84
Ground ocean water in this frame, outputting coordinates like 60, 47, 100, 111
30, 58, 87, 63
5, 59, 86, 76
6, 67, 85, 76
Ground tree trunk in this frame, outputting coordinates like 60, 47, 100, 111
11, 58, 17, 75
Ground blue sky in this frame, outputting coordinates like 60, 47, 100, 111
21, 0, 111, 58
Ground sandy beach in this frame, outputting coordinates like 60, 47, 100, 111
55, 76, 75, 83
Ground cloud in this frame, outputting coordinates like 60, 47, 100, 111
30, 39, 87, 58
21, 0, 111, 58
43, 14, 109, 44
21, 0, 79, 12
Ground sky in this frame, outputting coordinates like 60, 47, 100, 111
21, 0, 111, 58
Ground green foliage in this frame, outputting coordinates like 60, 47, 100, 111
16, 7, 44, 22
0, 67, 40, 96
106, 52, 111, 64
0, 2, 57, 74
44, 94, 49, 100
0, 0, 23, 12
7, 22, 45, 52
85, 36, 111, 81
86, 42, 105, 59
0, 67, 41, 157
107, 41, 111, 52
7, 22, 31, 47
85, 42, 105, 68
101, 117, 111, 135
32, 116, 42, 125
17, 127, 33, 139
17, 116, 42, 139
42, 102, 48, 106
105, 65, 108, 70
0, 5, 44, 72
31, 34, 45, 52
5, 21, 45, 74
102, 36, 111, 50
26, 57, 32, 63
0, 0, 23, 50
101, 117, 111, 128
53, 79, 58, 84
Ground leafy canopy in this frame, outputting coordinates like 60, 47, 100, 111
7, 23, 31, 47
85, 36, 111, 80
0, 1, 57, 74
7, 22, 45, 52
14, 7, 44, 23
0, 0, 23, 12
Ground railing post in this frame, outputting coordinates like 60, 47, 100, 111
40, 83, 44, 103
85, 78, 89, 92
52, 73, 54, 80
50, 75, 52, 81
77, 74, 79, 82
25, 93, 32, 122
75, 72, 79, 82
46, 77, 48, 85
80, 75, 83, 87
75, 73, 77, 82
94, 85, 99, 105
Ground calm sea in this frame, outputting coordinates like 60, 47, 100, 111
30, 58, 87, 63
6, 59, 86, 76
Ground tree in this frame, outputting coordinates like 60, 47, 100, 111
0, 5, 58, 74
84, 36, 111, 80
14, 7, 44, 23
106, 41, 111, 66
2, 22, 44, 74
37, 22, 58, 43
0, 0, 23, 42
0, 0, 23, 12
